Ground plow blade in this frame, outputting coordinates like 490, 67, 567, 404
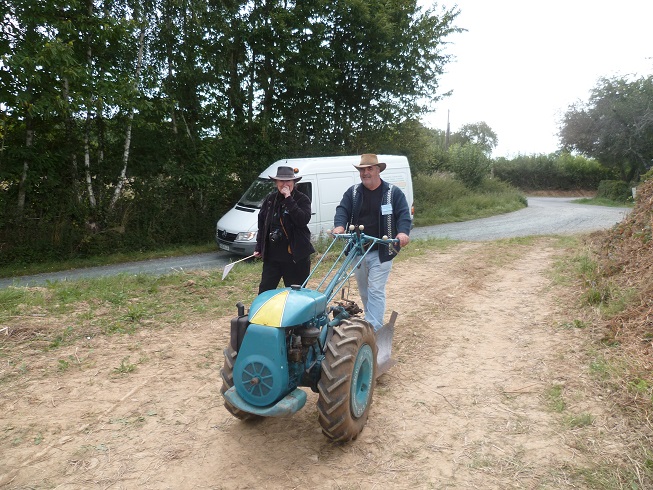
375, 310, 398, 378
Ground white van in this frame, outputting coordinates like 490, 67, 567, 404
215, 155, 414, 256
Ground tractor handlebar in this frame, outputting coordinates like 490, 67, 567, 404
306, 226, 400, 303
329, 225, 400, 247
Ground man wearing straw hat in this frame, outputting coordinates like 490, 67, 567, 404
332, 154, 411, 331
254, 166, 315, 293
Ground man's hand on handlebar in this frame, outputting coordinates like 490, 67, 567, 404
396, 232, 410, 247
330, 226, 408, 246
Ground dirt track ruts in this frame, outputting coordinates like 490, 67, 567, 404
1, 237, 626, 489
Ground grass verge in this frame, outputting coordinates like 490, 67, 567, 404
572, 196, 634, 207
413, 174, 527, 227
0, 243, 216, 279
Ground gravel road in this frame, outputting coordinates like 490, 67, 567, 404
0, 197, 630, 288
410, 196, 630, 241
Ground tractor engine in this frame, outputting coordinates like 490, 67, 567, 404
233, 322, 323, 408
231, 287, 328, 408
286, 323, 322, 387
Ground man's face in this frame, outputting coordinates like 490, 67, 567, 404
358, 165, 382, 189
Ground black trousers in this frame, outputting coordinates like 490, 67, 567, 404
258, 256, 311, 294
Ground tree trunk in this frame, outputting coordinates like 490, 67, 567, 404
17, 116, 33, 216
84, 0, 97, 209
62, 77, 83, 204
84, 117, 97, 208
110, 24, 145, 210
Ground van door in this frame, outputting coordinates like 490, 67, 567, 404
316, 172, 358, 235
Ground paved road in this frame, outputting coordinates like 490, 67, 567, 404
0, 197, 630, 288
410, 196, 630, 241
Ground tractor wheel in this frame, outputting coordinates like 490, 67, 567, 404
220, 345, 259, 420
317, 318, 377, 441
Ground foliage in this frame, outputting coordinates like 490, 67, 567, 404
493, 152, 615, 190
0, 174, 525, 277
559, 75, 653, 182
412, 172, 525, 226
449, 121, 498, 155
446, 142, 491, 188
375, 119, 449, 175
0, 0, 462, 264
639, 167, 653, 184
596, 180, 632, 202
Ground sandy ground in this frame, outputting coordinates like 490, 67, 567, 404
1, 238, 623, 489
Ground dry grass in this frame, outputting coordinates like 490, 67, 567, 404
585, 179, 653, 415
548, 178, 653, 488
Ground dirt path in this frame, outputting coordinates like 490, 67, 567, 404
1, 238, 619, 489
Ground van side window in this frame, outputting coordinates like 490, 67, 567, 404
297, 182, 312, 202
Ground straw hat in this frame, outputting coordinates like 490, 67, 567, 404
353, 154, 386, 172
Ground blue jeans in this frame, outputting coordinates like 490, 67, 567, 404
353, 250, 393, 331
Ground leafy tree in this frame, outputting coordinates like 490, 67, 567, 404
323, 0, 461, 152
372, 119, 448, 175
559, 75, 653, 182
1, 0, 85, 216
451, 121, 498, 156
0, 0, 463, 262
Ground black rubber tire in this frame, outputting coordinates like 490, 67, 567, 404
220, 345, 259, 420
317, 318, 377, 441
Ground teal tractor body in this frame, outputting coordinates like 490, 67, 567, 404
220, 228, 397, 441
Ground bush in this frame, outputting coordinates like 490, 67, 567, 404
555, 153, 611, 189
639, 168, 653, 184
597, 180, 632, 202
447, 143, 491, 188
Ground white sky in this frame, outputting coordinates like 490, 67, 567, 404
420, 0, 653, 158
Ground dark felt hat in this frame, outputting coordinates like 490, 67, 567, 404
269, 166, 302, 181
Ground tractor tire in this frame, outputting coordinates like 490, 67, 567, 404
317, 318, 377, 442
220, 345, 259, 421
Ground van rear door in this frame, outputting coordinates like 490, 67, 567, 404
382, 170, 414, 222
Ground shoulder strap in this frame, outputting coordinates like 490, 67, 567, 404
349, 184, 360, 227
385, 184, 396, 255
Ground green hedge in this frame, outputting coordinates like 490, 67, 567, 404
493, 153, 615, 190
596, 180, 632, 202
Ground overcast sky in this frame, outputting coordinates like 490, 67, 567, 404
420, 0, 653, 158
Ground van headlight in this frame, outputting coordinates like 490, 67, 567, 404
236, 231, 257, 241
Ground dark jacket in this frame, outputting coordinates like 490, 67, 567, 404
333, 180, 411, 263
256, 189, 315, 262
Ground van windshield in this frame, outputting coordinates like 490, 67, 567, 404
238, 178, 275, 208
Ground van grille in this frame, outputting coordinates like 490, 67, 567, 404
217, 229, 238, 242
